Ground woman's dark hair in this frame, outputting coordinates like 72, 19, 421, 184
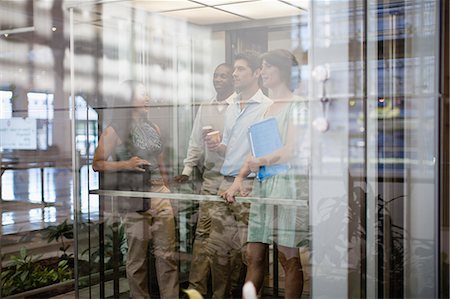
261, 49, 300, 91
108, 80, 145, 140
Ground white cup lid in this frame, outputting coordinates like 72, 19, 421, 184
207, 130, 220, 135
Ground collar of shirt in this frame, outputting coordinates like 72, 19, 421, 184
211, 92, 236, 112
233, 89, 271, 113
233, 89, 269, 105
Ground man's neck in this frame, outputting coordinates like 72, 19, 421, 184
217, 90, 234, 102
239, 84, 260, 103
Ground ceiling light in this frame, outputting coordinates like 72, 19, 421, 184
194, 0, 253, 5
162, 7, 246, 25
130, 0, 203, 12
282, 0, 309, 10
218, 0, 303, 19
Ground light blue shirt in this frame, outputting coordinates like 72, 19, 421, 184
220, 89, 272, 177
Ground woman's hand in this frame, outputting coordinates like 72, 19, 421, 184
220, 178, 249, 203
247, 156, 263, 173
125, 156, 150, 172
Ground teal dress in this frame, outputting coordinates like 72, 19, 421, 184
247, 99, 309, 248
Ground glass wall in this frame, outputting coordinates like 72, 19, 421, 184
309, 0, 440, 297
366, 1, 439, 297
0, 0, 446, 298
70, 1, 311, 298
0, 1, 76, 298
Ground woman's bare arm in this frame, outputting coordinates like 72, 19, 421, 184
92, 126, 149, 172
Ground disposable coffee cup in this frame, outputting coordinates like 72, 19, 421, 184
206, 130, 221, 144
202, 125, 214, 138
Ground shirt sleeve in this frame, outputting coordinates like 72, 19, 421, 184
182, 105, 205, 176
221, 105, 233, 146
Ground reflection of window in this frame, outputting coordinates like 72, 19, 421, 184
73, 96, 98, 122
28, 92, 54, 119
0, 90, 13, 119
72, 96, 98, 157
27, 92, 54, 149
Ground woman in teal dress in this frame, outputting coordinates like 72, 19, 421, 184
222, 49, 309, 298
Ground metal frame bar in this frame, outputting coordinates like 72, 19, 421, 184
89, 189, 309, 207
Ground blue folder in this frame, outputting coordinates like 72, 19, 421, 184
248, 117, 289, 181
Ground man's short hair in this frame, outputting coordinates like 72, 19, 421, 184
234, 50, 262, 72
216, 63, 233, 71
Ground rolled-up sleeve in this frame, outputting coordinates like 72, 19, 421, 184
182, 106, 205, 176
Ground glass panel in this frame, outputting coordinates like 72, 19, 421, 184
70, 2, 311, 299
366, 0, 439, 297
68, 0, 443, 298
0, 1, 75, 298
309, 1, 365, 297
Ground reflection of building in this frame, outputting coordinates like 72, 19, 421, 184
0, 0, 449, 299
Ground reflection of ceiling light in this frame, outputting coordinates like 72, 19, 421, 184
0, 26, 35, 36
52, 27, 56, 32
4, 33, 8, 37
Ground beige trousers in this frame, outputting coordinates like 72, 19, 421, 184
206, 177, 253, 299
188, 200, 214, 296
123, 184, 179, 299
188, 173, 223, 297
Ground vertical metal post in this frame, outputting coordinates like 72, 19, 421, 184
438, 0, 450, 297
113, 221, 120, 297
40, 167, 45, 204
273, 203, 279, 298
99, 205, 105, 299
69, 7, 79, 298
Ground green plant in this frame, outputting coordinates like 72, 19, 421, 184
46, 219, 74, 259
1, 247, 42, 295
56, 259, 73, 281
82, 222, 128, 267
0, 247, 72, 296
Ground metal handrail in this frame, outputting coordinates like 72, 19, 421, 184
89, 189, 309, 207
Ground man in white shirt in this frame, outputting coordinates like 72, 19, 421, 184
206, 50, 272, 298
174, 63, 235, 298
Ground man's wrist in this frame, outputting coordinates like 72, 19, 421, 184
182, 166, 193, 176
